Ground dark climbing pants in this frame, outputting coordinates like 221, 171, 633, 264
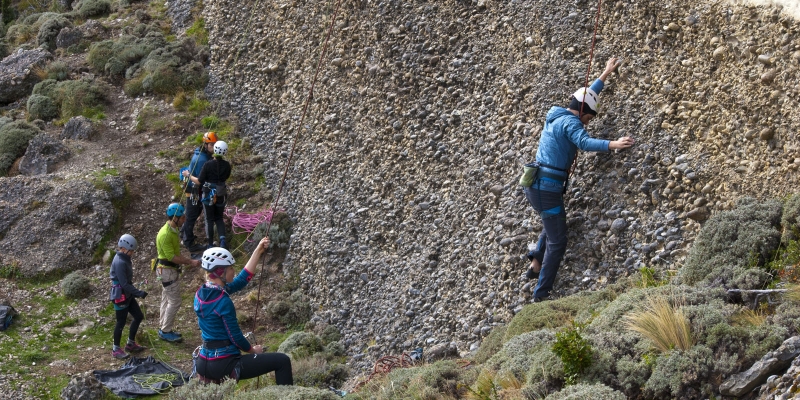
113, 298, 143, 347
196, 353, 293, 385
524, 185, 568, 299
181, 195, 204, 245
203, 197, 226, 247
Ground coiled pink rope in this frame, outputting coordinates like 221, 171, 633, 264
225, 206, 277, 238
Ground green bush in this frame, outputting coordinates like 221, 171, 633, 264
27, 94, 58, 121
36, 14, 70, 50
357, 360, 474, 400
545, 383, 626, 400
320, 324, 342, 344
472, 325, 506, 364
504, 288, 615, 340
168, 378, 236, 399
230, 385, 340, 400
483, 329, 560, 383
266, 289, 311, 325
781, 193, 800, 244
77, 0, 111, 18
45, 60, 70, 81
680, 197, 782, 289
6, 22, 34, 46
0, 37, 8, 59
552, 322, 593, 385
292, 354, 349, 389
53, 79, 107, 119
61, 271, 91, 299
32, 78, 58, 98
277, 331, 323, 358
0, 120, 40, 175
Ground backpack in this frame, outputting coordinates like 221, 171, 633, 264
0, 304, 18, 331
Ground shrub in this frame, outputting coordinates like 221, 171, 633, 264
6, 23, 34, 46
266, 289, 311, 325
679, 197, 782, 289
552, 322, 593, 385
504, 288, 615, 340
483, 329, 560, 383
77, 0, 111, 18
186, 18, 208, 45
292, 354, 349, 388
472, 325, 506, 364
229, 385, 340, 400
61, 271, 91, 299
0, 37, 7, 59
53, 79, 107, 119
624, 296, 693, 353
277, 331, 323, 358
643, 345, 735, 399
545, 383, 626, 400
324, 341, 345, 358
45, 60, 70, 81
466, 369, 523, 400
320, 324, 342, 344
36, 14, 70, 50
782, 194, 800, 243
0, 120, 40, 175
168, 378, 236, 399
27, 94, 58, 121
33, 78, 58, 98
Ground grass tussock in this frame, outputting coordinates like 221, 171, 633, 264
625, 296, 693, 353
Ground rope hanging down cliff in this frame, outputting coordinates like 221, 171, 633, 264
250, 0, 346, 333
570, 0, 606, 178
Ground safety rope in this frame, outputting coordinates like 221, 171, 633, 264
250, 0, 346, 333
570, 0, 605, 179
133, 373, 177, 394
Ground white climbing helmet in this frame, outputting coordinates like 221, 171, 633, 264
118, 234, 137, 251
213, 141, 228, 157
572, 87, 599, 114
201, 247, 235, 272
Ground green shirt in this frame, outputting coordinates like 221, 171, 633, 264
156, 221, 181, 263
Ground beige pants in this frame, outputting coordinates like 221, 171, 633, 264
157, 267, 181, 332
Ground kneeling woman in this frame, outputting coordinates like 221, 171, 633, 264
194, 237, 293, 384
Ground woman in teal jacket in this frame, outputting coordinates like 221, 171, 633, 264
193, 237, 293, 384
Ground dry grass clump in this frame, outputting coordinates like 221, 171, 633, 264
625, 296, 693, 353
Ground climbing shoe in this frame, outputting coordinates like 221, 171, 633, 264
219, 237, 227, 250
158, 330, 183, 343
111, 347, 129, 359
532, 296, 551, 303
124, 342, 146, 353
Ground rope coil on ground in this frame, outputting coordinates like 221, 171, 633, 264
133, 373, 177, 394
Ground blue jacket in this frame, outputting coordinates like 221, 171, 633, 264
194, 268, 255, 360
185, 148, 211, 192
534, 79, 611, 192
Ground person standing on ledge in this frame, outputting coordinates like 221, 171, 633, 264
523, 57, 635, 302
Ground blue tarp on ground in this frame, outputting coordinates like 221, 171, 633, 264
93, 356, 191, 398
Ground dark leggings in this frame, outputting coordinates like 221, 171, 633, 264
113, 298, 143, 346
203, 197, 226, 246
196, 353, 293, 385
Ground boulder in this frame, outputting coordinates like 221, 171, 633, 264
18, 133, 70, 176
56, 27, 83, 49
60, 116, 93, 140
0, 175, 118, 276
720, 336, 800, 397
60, 372, 104, 400
0, 49, 53, 105
77, 19, 106, 39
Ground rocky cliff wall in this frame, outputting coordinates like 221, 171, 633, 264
203, 0, 800, 366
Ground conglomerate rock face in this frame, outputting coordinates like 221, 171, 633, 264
203, 0, 800, 366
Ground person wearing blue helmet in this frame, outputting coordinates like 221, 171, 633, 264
109, 234, 148, 359
156, 202, 201, 342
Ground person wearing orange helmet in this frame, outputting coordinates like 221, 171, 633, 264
180, 132, 218, 252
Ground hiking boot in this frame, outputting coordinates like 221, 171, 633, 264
187, 243, 206, 253
124, 342, 146, 353
525, 268, 538, 280
219, 237, 227, 250
111, 348, 130, 359
158, 330, 183, 343
532, 296, 550, 303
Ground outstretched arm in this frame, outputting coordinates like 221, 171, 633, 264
598, 57, 621, 82
244, 237, 271, 275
